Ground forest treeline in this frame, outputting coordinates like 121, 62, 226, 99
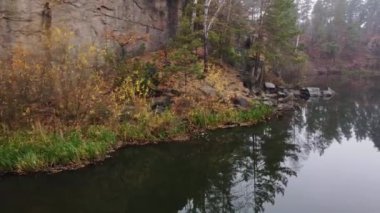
307, 0, 380, 69
181, 0, 379, 85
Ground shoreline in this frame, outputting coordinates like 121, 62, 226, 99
0, 104, 277, 176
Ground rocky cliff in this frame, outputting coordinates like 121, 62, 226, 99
0, 0, 181, 58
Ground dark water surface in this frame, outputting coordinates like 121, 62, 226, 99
1, 76, 380, 213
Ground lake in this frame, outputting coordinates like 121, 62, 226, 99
1, 75, 380, 213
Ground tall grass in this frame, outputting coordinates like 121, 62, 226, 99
120, 110, 187, 142
0, 126, 116, 173
189, 104, 272, 129
120, 104, 272, 142
0, 103, 272, 173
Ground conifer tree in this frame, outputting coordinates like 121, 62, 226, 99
263, 0, 299, 76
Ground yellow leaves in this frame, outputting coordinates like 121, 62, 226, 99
91, 94, 97, 101
10, 45, 30, 71
50, 27, 74, 44
115, 76, 149, 104
88, 45, 97, 54
205, 65, 229, 96
22, 107, 31, 117
0, 42, 120, 128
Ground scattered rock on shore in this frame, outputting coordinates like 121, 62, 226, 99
200, 85, 218, 98
231, 96, 252, 109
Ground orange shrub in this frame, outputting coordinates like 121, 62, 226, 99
0, 41, 118, 130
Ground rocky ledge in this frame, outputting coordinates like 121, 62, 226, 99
257, 82, 336, 112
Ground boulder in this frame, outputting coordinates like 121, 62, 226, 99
251, 88, 261, 96
301, 87, 321, 98
263, 93, 278, 99
289, 89, 301, 97
300, 87, 336, 99
278, 103, 294, 111
265, 82, 276, 89
307, 87, 322, 96
277, 91, 288, 98
322, 87, 335, 97
278, 93, 295, 103
151, 96, 172, 111
200, 85, 218, 98
153, 105, 167, 114
264, 82, 277, 93
262, 100, 277, 106
263, 100, 275, 106
231, 96, 252, 109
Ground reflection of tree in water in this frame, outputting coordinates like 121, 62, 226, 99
298, 78, 380, 155
231, 121, 299, 213
181, 77, 380, 212
176, 118, 301, 213
227, 77, 380, 213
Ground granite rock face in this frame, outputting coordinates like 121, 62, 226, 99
0, 0, 181, 58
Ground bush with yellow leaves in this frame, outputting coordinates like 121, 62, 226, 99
0, 28, 117, 129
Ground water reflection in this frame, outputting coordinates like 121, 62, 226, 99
179, 120, 300, 213
300, 77, 380, 155
0, 77, 379, 213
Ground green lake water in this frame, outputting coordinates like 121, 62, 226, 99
1, 76, 380, 213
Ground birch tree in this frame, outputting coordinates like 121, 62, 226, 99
203, 0, 226, 72
191, 0, 199, 32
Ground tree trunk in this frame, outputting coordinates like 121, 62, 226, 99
191, 0, 198, 32
202, 0, 225, 73
296, 34, 300, 50
204, 34, 209, 73
252, 53, 265, 90
219, 0, 233, 62
167, 0, 180, 37
203, 1, 210, 73
250, 0, 267, 91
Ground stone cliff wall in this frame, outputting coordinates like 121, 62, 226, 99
0, 0, 181, 59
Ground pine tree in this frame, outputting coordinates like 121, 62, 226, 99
263, 0, 299, 76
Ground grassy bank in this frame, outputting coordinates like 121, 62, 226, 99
0, 127, 117, 173
0, 105, 272, 174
